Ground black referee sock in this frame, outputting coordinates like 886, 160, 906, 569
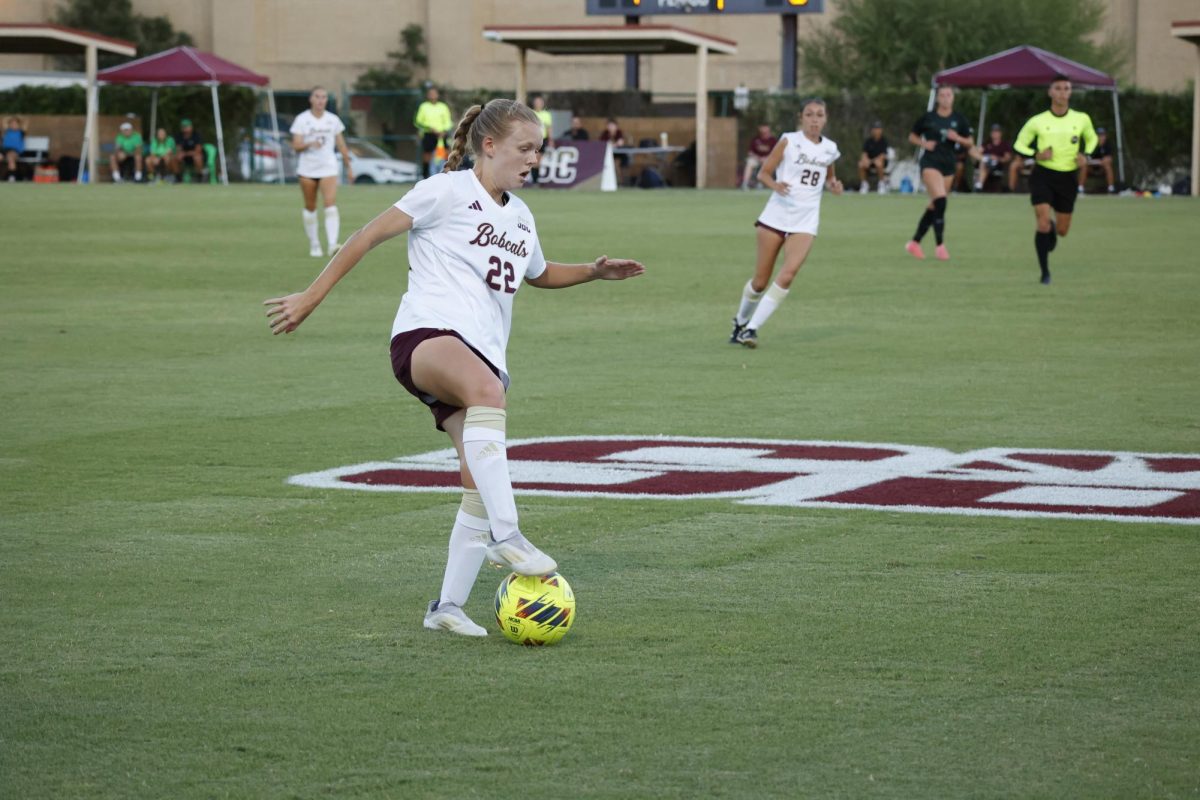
913, 208, 934, 243
1035, 231, 1053, 279
932, 197, 947, 245
1047, 226, 1057, 252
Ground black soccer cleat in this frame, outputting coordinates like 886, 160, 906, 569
736, 327, 758, 348
1040, 272, 1051, 285
729, 318, 745, 344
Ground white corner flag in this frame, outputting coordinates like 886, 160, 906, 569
600, 142, 617, 192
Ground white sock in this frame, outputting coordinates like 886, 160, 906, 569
461, 406, 518, 541
323, 205, 340, 249
736, 280, 764, 326
302, 209, 319, 248
747, 282, 789, 330
439, 490, 489, 607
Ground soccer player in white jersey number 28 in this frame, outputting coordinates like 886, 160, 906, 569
265, 100, 645, 637
290, 87, 353, 257
730, 98, 843, 348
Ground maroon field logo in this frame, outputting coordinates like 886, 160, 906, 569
288, 436, 1200, 525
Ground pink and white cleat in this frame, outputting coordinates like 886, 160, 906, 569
935, 244, 950, 261
905, 240, 925, 260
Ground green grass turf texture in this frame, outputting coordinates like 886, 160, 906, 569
2, 184, 1198, 799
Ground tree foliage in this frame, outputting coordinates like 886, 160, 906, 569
354, 24, 429, 91
54, 0, 193, 69
800, 0, 1127, 91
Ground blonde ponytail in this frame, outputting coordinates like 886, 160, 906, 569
444, 105, 482, 173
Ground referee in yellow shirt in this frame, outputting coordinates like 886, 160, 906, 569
414, 85, 453, 179
1013, 74, 1098, 284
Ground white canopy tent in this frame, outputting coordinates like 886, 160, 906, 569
0, 23, 136, 179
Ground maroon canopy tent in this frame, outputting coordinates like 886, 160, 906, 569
93, 46, 283, 183
931, 45, 1124, 182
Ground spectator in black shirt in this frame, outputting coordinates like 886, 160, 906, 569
1080, 126, 1115, 194
563, 115, 589, 142
857, 120, 889, 193
176, 119, 205, 182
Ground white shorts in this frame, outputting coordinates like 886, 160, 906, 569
297, 153, 339, 180
757, 194, 820, 236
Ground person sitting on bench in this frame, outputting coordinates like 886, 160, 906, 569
2, 115, 27, 181
110, 121, 143, 183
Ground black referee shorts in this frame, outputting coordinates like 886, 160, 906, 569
1029, 165, 1079, 214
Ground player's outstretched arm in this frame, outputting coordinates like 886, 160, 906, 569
757, 138, 790, 196
264, 207, 414, 335
525, 256, 645, 289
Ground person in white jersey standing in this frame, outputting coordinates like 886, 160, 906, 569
290, 87, 353, 257
730, 98, 843, 348
264, 99, 644, 637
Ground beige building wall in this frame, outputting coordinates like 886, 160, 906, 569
1, 0, 1195, 92
1104, 0, 1200, 91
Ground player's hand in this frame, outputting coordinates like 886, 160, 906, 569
773, 181, 791, 196
924, 141, 936, 152
264, 292, 317, 335
828, 177, 844, 195
1037, 147, 1053, 160
592, 255, 645, 281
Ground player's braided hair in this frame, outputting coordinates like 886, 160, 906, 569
443, 99, 542, 173
444, 105, 481, 173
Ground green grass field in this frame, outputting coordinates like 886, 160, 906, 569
2, 183, 1198, 799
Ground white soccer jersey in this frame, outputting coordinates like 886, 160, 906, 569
392, 170, 547, 383
757, 131, 841, 236
290, 110, 345, 179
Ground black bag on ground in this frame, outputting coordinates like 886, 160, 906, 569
57, 156, 80, 182
638, 167, 666, 189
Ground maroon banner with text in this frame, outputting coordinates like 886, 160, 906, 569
532, 141, 609, 190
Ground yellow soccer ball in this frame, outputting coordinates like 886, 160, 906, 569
494, 572, 575, 646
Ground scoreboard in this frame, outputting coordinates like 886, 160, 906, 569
586, 0, 824, 14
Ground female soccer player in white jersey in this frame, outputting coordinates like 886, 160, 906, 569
730, 98, 842, 348
290, 87, 353, 257
264, 99, 644, 637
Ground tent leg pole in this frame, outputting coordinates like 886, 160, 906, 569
212, 84, 229, 185
268, 89, 284, 183
79, 83, 93, 183
149, 89, 157, 137
696, 44, 708, 189
1111, 89, 1125, 185
977, 91, 987, 148
81, 44, 98, 184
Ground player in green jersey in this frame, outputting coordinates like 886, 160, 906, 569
1013, 74, 1098, 284
905, 86, 974, 262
